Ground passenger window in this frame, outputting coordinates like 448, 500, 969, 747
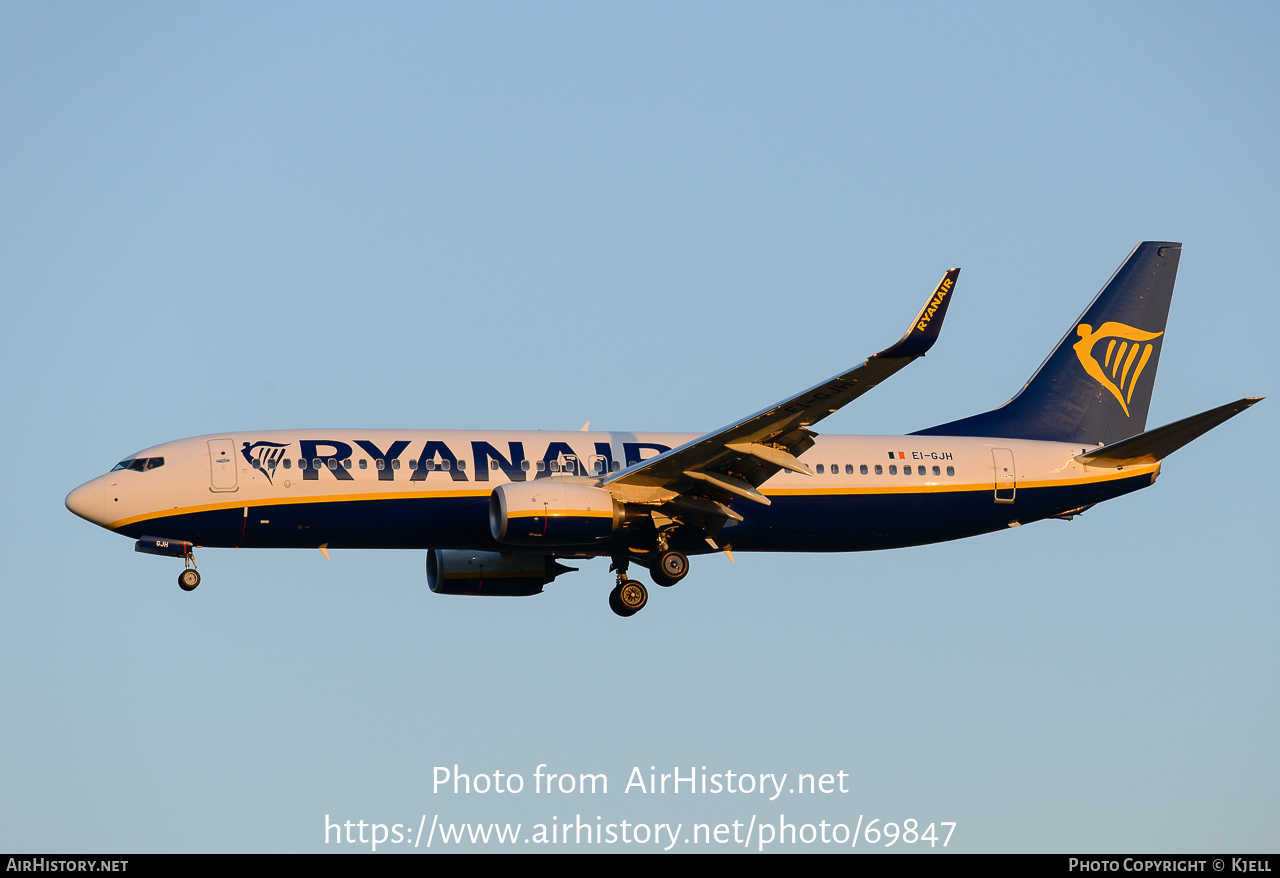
816, 464, 824, 474
845, 464, 853, 474
344, 459, 352, 469
550, 461, 561, 473
456, 460, 465, 471
521, 460, 531, 471
441, 460, 451, 471
946, 466, 955, 476
889, 465, 897, 475
326, 459, 337, 470
409, 459, 418, 470
875, 465, 882, 475
917, 465, 925, 475
860, 464, 868, 475
359, 459, 367, 469
830, 464, 837, 473
392, 459, 401, 469
312, 458, 322, 470
537, 460, 546, 472
611, 461, 621, 472
283, 459, 291, 470
932, 466, 940, 476
376, 459, 385, 470
490, 459, 500, 470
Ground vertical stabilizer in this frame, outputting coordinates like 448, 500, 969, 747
913, 242, 1181, 445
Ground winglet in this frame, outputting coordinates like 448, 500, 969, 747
876, 268, 960, 359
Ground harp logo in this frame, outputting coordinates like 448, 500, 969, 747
1072, 322, 1164, 416
241, 440, 291, 484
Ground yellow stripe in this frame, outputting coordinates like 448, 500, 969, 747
762, 465, 1156, 497
1127, 344, 1154, 405
507, 509, 614, 519
1119, 342, 1141, 391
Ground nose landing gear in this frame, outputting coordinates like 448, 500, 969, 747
135, 536, 201, 592
178, 550, 200, 591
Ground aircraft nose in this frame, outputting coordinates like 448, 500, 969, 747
65, 476, 107, 526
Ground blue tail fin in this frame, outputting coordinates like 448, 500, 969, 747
913, 241, 1182, 445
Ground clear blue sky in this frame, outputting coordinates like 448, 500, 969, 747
1, 2, 1276, 852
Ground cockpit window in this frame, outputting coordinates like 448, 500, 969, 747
111, 457, 164, 473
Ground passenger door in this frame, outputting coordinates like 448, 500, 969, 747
209, 438, 239, 492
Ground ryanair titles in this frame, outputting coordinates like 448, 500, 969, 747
240, 439, 672, 483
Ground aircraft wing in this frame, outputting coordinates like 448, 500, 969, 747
601, 268, 960, 510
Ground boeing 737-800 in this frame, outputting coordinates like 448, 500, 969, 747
65, 242, 1259, 616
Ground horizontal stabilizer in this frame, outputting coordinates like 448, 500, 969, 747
1076, 397, 1262, 467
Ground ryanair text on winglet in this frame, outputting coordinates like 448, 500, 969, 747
916, 276, 953, 332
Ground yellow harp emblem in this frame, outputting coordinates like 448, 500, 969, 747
1073, 322, 1164, 417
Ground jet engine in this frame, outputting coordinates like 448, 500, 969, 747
489, 482, 621, 546
426, 549, 576, 596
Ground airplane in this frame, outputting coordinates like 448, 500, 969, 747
65, 242, 1259, 617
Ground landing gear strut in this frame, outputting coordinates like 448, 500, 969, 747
178, 551, 200, 591
608, 557, 648, 617
651, 550, 689, 587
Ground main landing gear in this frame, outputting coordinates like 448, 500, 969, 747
651, 550, 689, 587
606, 550, 692, 616
608, 557, 648, 617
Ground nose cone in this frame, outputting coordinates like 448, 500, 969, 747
66, 476, 107, 526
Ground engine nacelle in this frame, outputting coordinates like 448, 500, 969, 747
489, 482, 620, 546
426, 549, 574, 596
